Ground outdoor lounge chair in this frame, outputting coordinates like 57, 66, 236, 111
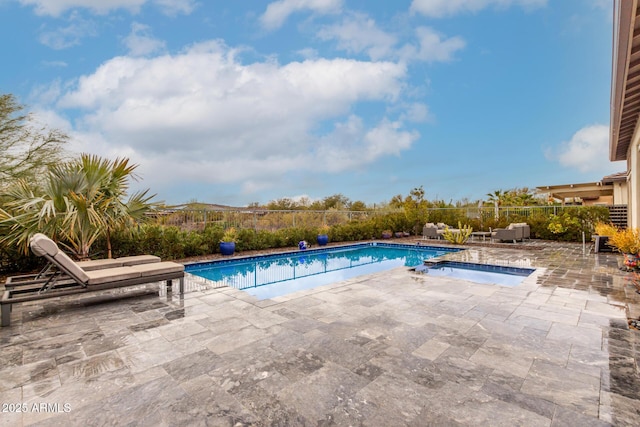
8, 234, 162, 287
5, 233, 161, 289
1, 234, 184, 327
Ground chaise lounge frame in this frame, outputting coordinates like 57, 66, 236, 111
6, 251, 161, 290
1, 234, 184, 327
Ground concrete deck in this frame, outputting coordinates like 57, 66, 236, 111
1, 241, 639, 426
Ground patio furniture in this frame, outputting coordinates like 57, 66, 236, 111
491, 223, 527, 243
511, 223, 530, 241
423, 222, 462, 240
470, 231, 492, 242
1, 234, 184, 327
422, 224, 440, 239
6, 234, 161, 288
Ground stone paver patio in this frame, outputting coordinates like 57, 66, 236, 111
1, 241, 639, 426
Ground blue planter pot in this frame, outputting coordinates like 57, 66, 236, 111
317, 234, 329, 246
219, 241, 236, 256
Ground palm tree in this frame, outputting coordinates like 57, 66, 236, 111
486, 190, 505, 220
80, 155, 156, 258
486, 190, 506, 206
0, 154, 155, 259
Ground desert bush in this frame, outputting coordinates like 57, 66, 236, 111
608, 228, 640, 254
443, 222, 473, 244
594, 222, 618, 236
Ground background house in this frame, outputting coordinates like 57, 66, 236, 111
536, 172, 628, 206
611, 0, 640, 228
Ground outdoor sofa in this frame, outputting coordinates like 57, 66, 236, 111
422, 223, 459, 240
491, 223, 530, 243
1, 234, 184, 327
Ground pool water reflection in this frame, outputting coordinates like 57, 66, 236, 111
186, 244, 457, 299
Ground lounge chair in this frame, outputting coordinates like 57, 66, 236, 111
1, 234, 184, 327
5, 233, 161, 289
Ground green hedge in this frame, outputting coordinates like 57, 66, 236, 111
0, 206, 613, 273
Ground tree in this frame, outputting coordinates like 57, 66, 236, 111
389, 194, 404, 209
322, 194, 350, 210
486, 190, 506, 206
266, 198, 297, 210
0, 94, 68, 190
349, 200, 368, 211
403, 186, 429, 234
0, 154, 156, 259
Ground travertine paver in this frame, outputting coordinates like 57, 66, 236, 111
0, 240, 639, 426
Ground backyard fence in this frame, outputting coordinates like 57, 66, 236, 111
147, 204, 624, 232
148, 208, 387, 231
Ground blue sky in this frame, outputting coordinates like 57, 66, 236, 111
0, 0, 621, 206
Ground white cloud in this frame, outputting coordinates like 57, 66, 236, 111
19, 0, 195, 17
123, 22, 166, 56
296, 47, 319, 59
402, 26, 465, 62
315, 116, 419, 172
317, 12, 397, 61
318, 16, 464, 64
19, 0, 146, 16
52, 41, 411, 193
38, 11, 97, 49
152, 0, 198, 16
260, 0, 342, 30
548, 124, 623, 173
400, 103, 429, 123
410, 0, 547, 18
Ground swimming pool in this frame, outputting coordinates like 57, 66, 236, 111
185, 243, 460, 299
415, 261, 535, 286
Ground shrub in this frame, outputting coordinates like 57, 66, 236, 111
608, 228, 640, 254
0, 205, 616, 274
594, 222, 618, 236
221, 227, 238, 242
443, 222, 473, 244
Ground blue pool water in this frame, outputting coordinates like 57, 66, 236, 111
417, 261, 534, 287
186, 243, 459, 299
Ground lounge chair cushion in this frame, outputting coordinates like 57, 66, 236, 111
78, 255, 161, 271
52, 250, 91, 284
120, 255, 161, 266
85, 267, 142, 285
130, 262, 185, 276
30, 233, 58, 257
78, 259, 125, 270
30, 234, 90, 284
